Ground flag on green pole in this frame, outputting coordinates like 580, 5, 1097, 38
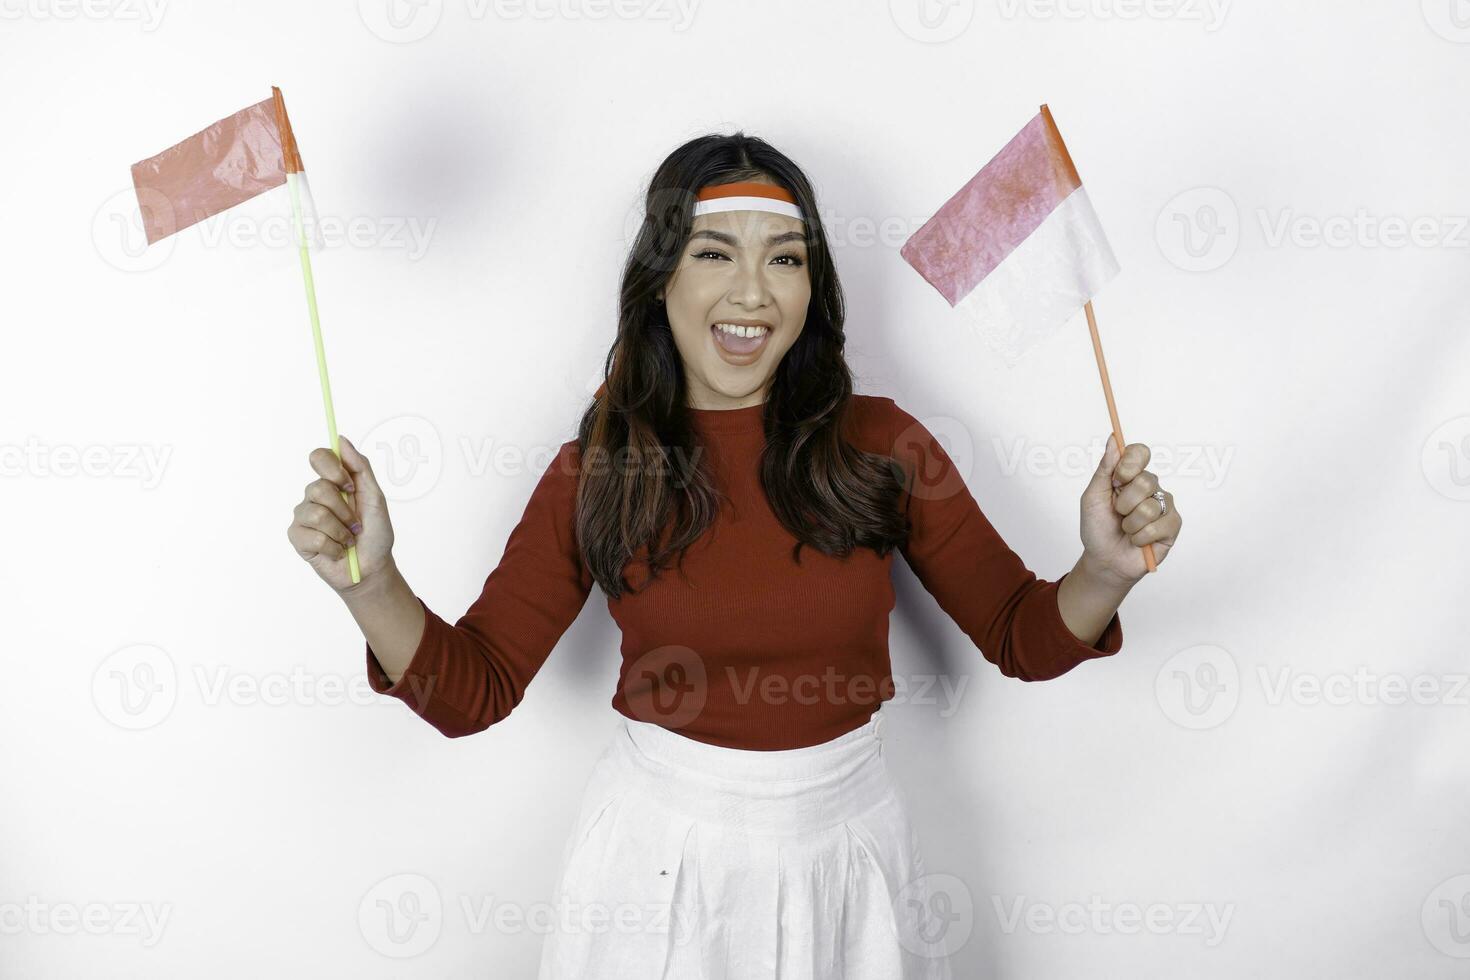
130, 86, 360, 583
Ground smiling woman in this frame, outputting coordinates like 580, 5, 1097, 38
305, 130, 1140, 979
528, 133, 1068, 977
576, 141, 906, 603
656, 180, 813, 387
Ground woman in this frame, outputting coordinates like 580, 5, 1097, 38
286, 133, 1182, 978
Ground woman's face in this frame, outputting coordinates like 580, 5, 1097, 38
657, 194, 811, 410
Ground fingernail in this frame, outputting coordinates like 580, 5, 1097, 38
350, 521, 362, 534
343, 481, 355, 492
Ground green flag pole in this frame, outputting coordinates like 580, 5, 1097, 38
285, 171, 360, 584
275, 85, 360, 585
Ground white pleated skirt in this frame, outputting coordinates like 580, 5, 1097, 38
536, 703, 955, 979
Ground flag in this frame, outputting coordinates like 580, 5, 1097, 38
901, 104, 1119, 366
130, 89, 321, 248
127, 87, 358, 582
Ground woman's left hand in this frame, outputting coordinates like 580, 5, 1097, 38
1080, 435, 1182, 584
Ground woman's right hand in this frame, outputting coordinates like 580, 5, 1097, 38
286, 435, 395, 593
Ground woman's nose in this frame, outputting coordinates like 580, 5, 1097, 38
730, 262, 770, 305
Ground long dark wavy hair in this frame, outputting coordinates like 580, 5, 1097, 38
574, 132, 909, 599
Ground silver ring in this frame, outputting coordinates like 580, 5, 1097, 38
1151, 489, 1168, 515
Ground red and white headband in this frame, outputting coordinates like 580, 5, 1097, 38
692, 181, 805, 222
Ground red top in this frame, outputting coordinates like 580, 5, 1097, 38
365, 394, 1123, 749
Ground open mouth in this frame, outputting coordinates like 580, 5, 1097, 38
710, 321, 771, 360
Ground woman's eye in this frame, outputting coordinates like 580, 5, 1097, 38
692, 249, 805, 267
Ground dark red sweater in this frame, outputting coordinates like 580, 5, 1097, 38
365, 394, 1122, 749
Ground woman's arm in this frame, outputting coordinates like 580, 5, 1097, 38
882, 396, 1125, 681
1056, 553, 1134, 648
339, 558, 425, 686
352, 439, 596, 737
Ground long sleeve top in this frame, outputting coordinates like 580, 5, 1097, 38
365, 394, 1123, 749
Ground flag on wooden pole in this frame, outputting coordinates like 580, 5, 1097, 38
901, 103, 1119, 366
129, 87, 360, 582
901, 104, 1157, 572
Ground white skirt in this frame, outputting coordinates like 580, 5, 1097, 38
536, 703, 955, 979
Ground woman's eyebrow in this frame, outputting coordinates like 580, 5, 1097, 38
691, 229, 808, 247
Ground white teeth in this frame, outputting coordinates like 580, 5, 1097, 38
713, 322, 770, 339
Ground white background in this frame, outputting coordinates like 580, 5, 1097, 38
3, 0, 1467, 975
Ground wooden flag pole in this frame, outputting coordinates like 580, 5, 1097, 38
1083, 299, 1157, 574
273, 86, 361, 585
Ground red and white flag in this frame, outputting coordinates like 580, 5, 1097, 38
901, 104, 1118, 365
130, 87, 320, 248
128, 87, 359, 582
